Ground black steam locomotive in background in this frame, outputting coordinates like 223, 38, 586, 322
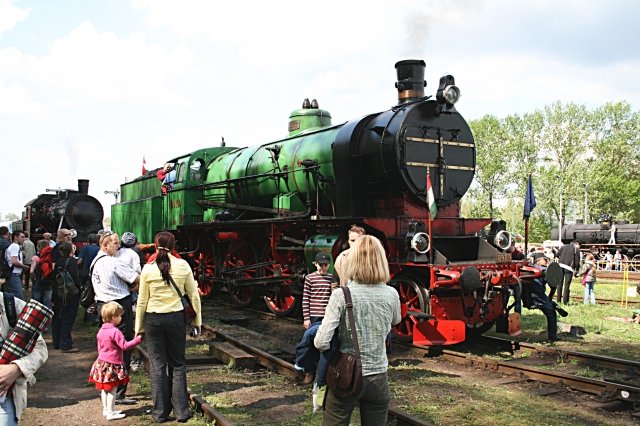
17, 179, 104, 247
551, 215, 640, 268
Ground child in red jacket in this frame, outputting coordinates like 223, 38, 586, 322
89, 302, 142, 420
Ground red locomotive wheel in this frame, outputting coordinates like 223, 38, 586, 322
262, 261, 300, 317
191, 251, 217, 297
389, 275, 428, 342
264, 285, 298, 317
225, 253, 256, 308
230, 285, 255, 307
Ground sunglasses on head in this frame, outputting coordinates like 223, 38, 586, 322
98, 230, 115, 241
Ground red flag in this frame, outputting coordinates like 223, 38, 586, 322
142, 156, 147, 175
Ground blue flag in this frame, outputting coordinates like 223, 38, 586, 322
523, 174, 536, 219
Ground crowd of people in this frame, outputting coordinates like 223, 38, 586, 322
0, 226, 202, 424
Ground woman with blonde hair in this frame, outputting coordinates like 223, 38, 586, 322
314, 235, 401, 425
135, 231, 201, 423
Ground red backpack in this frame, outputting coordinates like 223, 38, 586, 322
34, 246, 55, 283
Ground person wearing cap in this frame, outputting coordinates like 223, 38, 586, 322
524, 254, 559, 342
117, 232, 142, 274
293, 251, 336, 412
118, 232, 142, 308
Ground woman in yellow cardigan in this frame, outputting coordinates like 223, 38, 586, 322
135, 231, 201, 423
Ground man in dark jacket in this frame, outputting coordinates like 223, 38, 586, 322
526, 255, 559, 341
552, 240, 581, 304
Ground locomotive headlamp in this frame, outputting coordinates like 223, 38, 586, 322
411, 232, 431, 254
443, 85, 460, 105
405, 220, 430, 263
436, 74, 460, 114
494, 230, 512, 251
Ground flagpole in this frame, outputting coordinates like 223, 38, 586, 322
524, 217, 530, 256
524, 174, 532, 256
427, 167, 434, 264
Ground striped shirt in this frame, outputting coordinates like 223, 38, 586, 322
302, 272, 332, 321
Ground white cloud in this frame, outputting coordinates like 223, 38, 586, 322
0, 0, 29, 39
32, 21, 195, 106
0, 77, 47, 117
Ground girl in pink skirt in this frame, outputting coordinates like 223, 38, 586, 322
89, 301, 142, 420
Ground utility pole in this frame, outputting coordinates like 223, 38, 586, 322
555, 174, 563, 242
104, 190, 120, 203
584, 184, 589, 223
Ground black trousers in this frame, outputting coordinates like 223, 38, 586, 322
555, 270, 573, 305
145, 311, 190, 422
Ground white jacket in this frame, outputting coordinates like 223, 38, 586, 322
0, 293, 48, 421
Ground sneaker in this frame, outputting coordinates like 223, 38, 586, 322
106, 412, 126, 420
61, 347, 80, 353
130, 359, 143, 372
312, 383, 326, 413
103, 409, 123, 417
115, 397, 136, 404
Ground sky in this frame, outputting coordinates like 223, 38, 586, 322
1, 0, 640, 220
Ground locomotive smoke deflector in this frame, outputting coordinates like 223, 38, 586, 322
395, 59, 426, 104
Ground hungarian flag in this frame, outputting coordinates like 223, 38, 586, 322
142, 156, 147, 175
427, 173, 437, 219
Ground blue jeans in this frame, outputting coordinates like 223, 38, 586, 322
5, 275, 23, 301
294, 317, 338, 386
31, 281, 53, 309
530, 280, 558, 340
52, 293, 80, 350
0, 396, 17, 426
295, 318, 322, 373
583, 282, 596, 304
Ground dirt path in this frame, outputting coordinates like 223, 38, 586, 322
21, 316, 149, 426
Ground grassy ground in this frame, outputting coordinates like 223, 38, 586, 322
130, 289, 640, 425
390, 366, 629, 426
502, 278, 640, 360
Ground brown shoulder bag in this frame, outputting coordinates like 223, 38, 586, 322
325, 286, 363, 398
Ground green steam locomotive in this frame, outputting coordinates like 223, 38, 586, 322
111, 59, 538, 345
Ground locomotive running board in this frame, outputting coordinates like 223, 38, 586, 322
413, 319, 466, 346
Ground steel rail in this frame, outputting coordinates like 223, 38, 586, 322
206, 325, 434, 426
568, 295, 640, 306
399, 342, 639, 403
134, 346, 234, 425
213, 300, 640, 405
484, 335, 640, 375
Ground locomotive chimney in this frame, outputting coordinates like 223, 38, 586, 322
395, 59, 426, 104
78, 179, 89, 195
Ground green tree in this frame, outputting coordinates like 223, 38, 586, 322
469, 115, 512, 217
588, 101, 640, 222
537, 102, 590, 229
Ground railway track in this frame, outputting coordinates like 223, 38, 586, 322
396, 336, 640, 405
569, 295, 640, 306
213, 299, 640, 403
134, 322, 433, 425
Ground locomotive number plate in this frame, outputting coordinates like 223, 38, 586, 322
496, 253, 512, 263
